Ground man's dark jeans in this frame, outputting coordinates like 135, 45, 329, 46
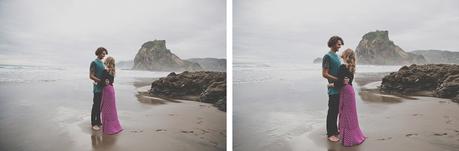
326, 94, 339, 137
91, 92, 102, 126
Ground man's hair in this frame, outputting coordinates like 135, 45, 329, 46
95, 47, 108, 56
327, 36, 344, 48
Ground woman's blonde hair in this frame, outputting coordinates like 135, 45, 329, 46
104, 56, 116, 76
341, 48, 356, 73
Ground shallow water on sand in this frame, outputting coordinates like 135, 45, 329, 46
0, 65, 226, 151
233, 61, 459, 151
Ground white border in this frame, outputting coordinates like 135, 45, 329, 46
226, 0, 233, 150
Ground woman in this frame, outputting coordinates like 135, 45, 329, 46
100, 56, 123, 135
329, 48, 366, 146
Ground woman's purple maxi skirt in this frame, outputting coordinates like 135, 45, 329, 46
101, 85, 123, 135
339, 84, 366, 147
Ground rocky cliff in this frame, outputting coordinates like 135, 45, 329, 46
149, 71, 226, 111
380, 64, 459, 102
186, 58, 226, 72
356, 31, 426, 65
132, 40, 202, 71
410, 50, 459, 64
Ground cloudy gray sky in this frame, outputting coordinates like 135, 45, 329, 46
0, 0, 226, 67
234, 0, 459, 63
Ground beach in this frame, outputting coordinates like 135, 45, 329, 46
0, 65, 226, 151
233, 61, 459, 151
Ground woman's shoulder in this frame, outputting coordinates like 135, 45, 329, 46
339, 64, 352, 72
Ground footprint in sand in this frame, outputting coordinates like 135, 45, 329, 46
219, 131, 226, 136
155, 129, 167, 132
406, 133, 418, 137
376, 137, 392, 141
181, 130, 194, 134
412, 113, 423, 116
196, 128, 209, 134
433, 132, 448, 136
129, 130, 144, 133
209, 140, 218, 146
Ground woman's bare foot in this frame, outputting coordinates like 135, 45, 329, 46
328, 135, 339, 142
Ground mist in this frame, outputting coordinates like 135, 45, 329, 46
234, 0, 459, 64
0, 0, 226, 67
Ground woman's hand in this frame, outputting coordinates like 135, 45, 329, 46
344, 77, 350, 85
327, 83, 334, 88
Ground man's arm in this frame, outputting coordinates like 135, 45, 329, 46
89, 62, 101, 83
321, 55, 337, 81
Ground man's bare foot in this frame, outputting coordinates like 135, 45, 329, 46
328, 135, 339, 142
92, 125, 100, 131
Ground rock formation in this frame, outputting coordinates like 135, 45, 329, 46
313, 57, 322, 64
380, 64, 459, 102
149, 71, 226, 111
186, 58, 226, 71
132, 40, 202, 71
356, 30, 426, 65
410, 50, 459, 64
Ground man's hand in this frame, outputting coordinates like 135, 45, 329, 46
327, 83, 334, 88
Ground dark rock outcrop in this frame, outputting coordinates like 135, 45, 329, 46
380, 64, 459, 101
149, 71, 226, 111
313, 57, 322, 64
356, 30, 427, 65
186, 58, 226, 72
132, 40, 202, 71
410, 50, 459, 64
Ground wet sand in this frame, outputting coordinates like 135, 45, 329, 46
0, 70, 225, 151
233, 64, 459, 151
290, 82, 459, 151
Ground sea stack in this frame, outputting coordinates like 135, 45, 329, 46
132, 40, 202, 71
355, 30, 426, 65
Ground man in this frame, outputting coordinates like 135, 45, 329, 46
322, 36, 343, 142
89, 47, 108, 131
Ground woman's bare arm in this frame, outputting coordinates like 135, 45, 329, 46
322, 68, 338, 81
89, 67, 101, 83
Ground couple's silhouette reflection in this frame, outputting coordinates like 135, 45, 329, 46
91, 131, 118, 150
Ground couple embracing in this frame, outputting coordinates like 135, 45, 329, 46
89, 47, 123, 135
322, 36, 366, 147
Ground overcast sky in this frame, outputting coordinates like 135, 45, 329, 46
0, 0, 226, 67
234, 0, 459, 63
